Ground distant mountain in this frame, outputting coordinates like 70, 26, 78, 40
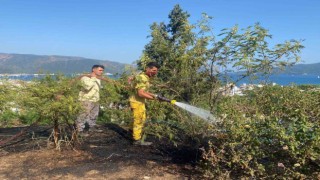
0, 53, 317, 76
280, 63, 320, 75
0, 53, 130, 74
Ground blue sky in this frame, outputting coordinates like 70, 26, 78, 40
0, 0, 319, 64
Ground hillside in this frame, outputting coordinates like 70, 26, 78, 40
280, 62, 320, 75
0, 53, 318, 75
0, 53, 129, 74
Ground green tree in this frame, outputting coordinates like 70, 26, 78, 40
137, 4, 303, 109
139, 4, 210, 104
202, 21, 304, 109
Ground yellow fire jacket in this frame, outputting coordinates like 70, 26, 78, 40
129, 72, 150, 104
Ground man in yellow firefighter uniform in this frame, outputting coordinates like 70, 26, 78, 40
129, 62, 160, 146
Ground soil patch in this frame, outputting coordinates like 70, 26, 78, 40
0, 123, 201, 179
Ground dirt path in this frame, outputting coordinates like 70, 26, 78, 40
0, 124, 200, 179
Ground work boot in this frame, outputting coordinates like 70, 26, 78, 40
133, 140, 152, 146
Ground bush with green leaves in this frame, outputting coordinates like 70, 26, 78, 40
200, 85, 320, 178
0, 80, 22, 127
98, 80, 132, 125
0, 74, 131, 146
8, 75, 83, 148
17, 75, 81, 126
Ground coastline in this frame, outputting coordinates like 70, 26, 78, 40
1, 73, 320, 86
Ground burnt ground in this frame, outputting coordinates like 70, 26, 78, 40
0, 123, 202, 179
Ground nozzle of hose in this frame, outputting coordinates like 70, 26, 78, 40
170, 100, 176, 105
155, 94, 172, 103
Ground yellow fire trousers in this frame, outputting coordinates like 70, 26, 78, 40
130, 101, 146, 141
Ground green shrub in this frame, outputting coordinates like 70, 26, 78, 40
0, 80, 20, 127
0, 110, 19, 127
201, 85, 320, 179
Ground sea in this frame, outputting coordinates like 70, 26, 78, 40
232, 74, 320, 86
0, 74, 118, 82
1, 73, 320, 86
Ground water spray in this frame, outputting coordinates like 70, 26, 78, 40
156, 95, 217, 123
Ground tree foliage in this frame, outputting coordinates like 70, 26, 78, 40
137, 4, 304, 109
